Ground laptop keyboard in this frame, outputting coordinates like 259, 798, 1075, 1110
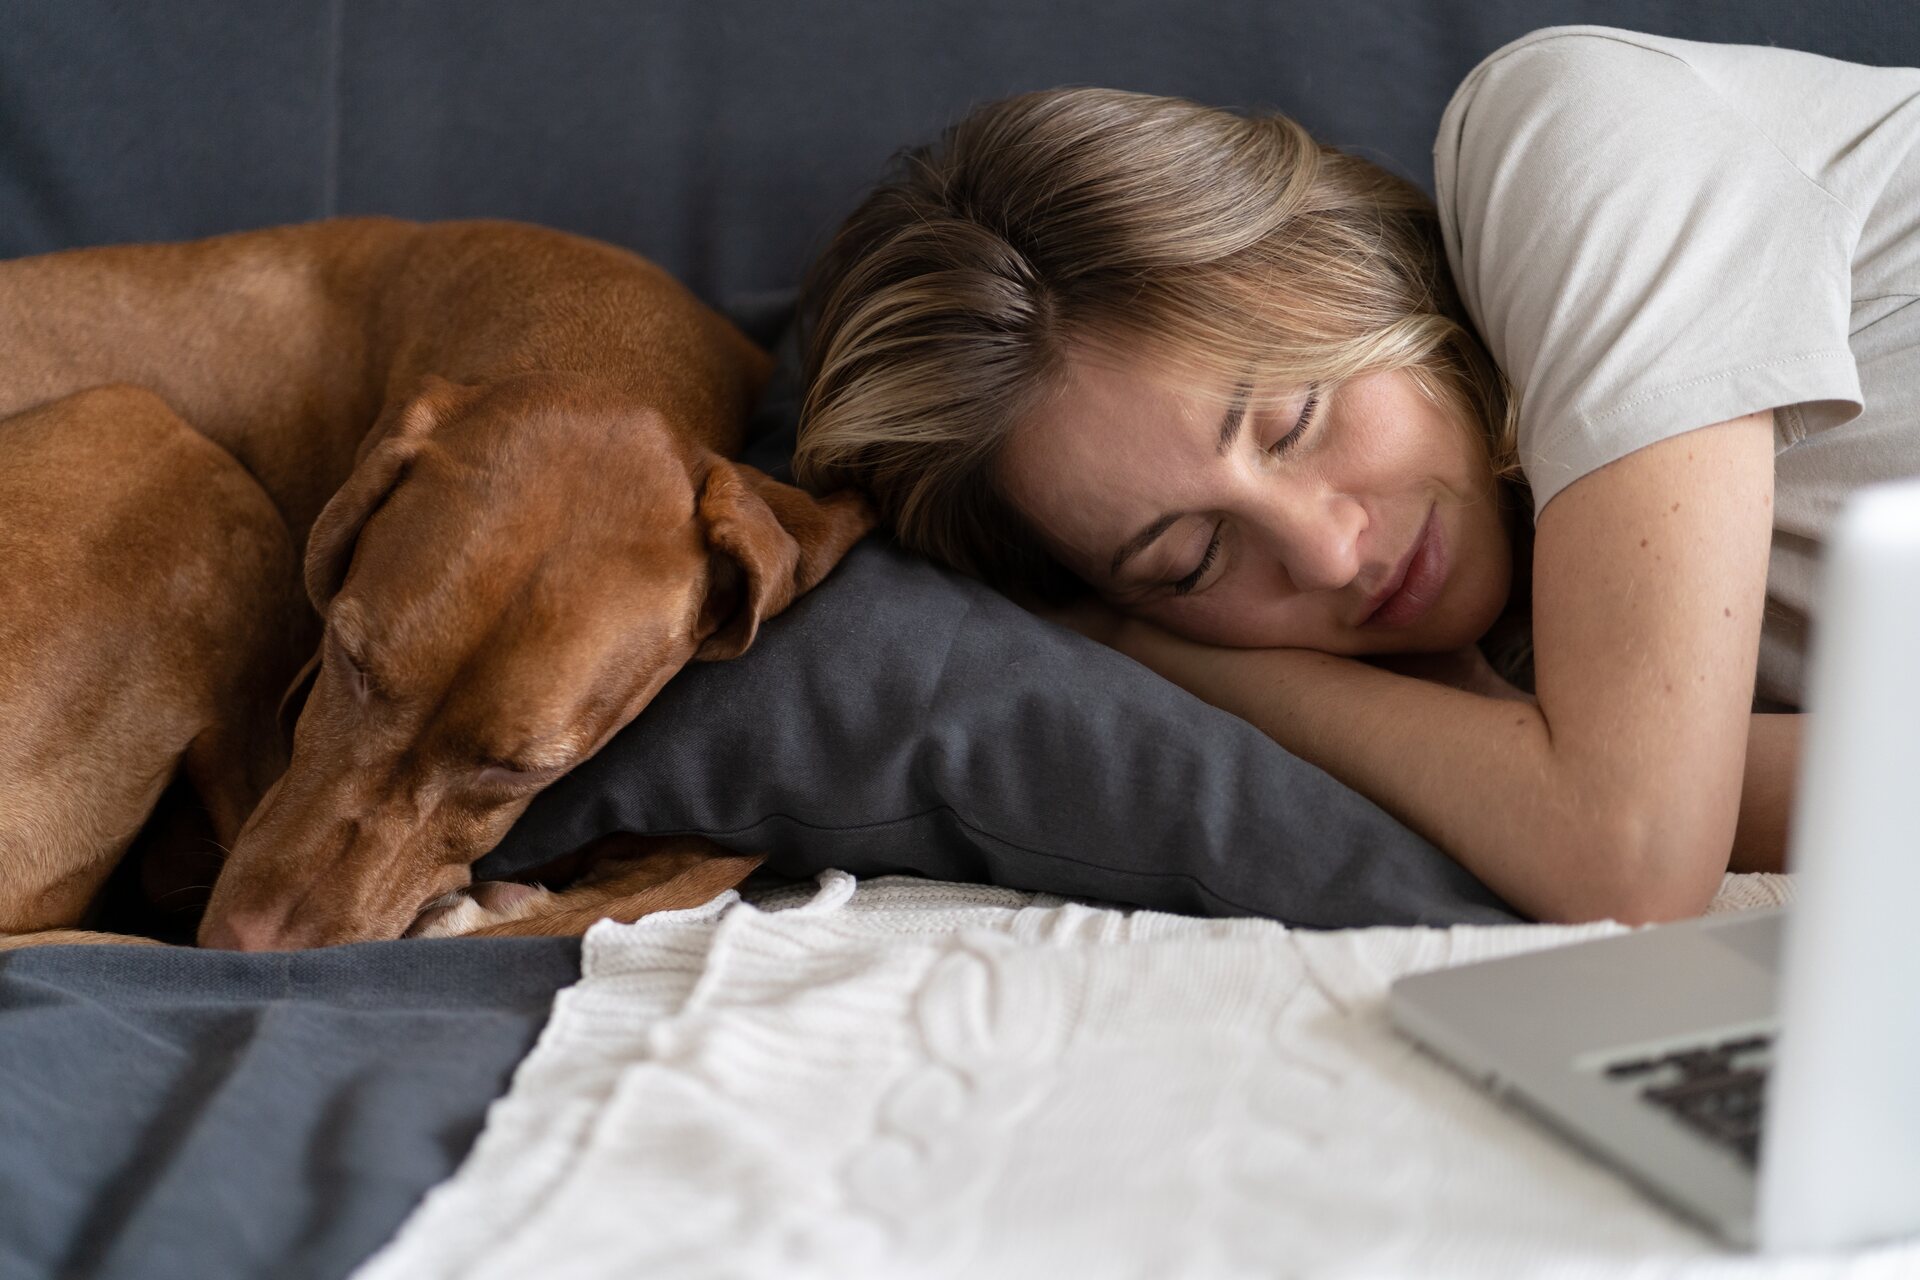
1601, 1033, 1775, 1166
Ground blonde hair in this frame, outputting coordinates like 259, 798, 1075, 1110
794, 85, 1523, 603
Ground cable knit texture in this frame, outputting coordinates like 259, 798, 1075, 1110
353, 869, 1913, 1278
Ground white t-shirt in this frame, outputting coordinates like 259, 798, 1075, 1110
1434, 24, 1920, 707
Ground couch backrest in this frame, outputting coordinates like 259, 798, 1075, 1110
3, 0, 1914, 324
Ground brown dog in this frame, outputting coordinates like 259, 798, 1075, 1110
0, 217, 872, 951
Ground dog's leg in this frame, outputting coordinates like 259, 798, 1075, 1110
0, 930, 170, 953
0, 386, 301, 942
407, 834, 765, 939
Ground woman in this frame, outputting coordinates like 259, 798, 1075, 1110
791, 26, 1920, 924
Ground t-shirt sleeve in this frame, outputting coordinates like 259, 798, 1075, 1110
1433, 28, 1865, 517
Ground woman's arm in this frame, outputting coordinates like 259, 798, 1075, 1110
1365, 648, 1802, 876
1079, 411, 1781, 924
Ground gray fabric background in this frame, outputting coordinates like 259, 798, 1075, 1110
4, 4, 1915, 1280
3, 1, 1913, 316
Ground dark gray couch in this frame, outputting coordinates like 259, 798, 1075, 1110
7, 1, 1913, 321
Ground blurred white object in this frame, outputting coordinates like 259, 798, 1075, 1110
1761, 476, 1920, 1251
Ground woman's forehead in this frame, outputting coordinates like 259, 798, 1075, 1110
1032, 352, 1229, 453
997, 355, 1224, 567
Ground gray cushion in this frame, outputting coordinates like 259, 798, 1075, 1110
479, 317, 1518, 927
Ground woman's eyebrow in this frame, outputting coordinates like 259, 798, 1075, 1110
1108, 381, 1252, 578
1109, 512, 1182, 577
1213, 380, 1253, 456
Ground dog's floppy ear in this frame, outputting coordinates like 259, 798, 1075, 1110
694, 457, 877, 661
275, 647, 324, 746
304, 375, 476, 614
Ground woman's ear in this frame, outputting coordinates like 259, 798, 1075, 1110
303, 374, 476, 614
694, 457, 877, 661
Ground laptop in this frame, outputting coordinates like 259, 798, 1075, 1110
1387, 475, 1920, 1253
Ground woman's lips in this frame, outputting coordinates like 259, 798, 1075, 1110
1362, 508, 1447, 629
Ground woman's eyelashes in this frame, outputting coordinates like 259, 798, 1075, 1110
1269, 385, 1320, 456
1171, 524, 1222, 596
1166, 386, 1322, 596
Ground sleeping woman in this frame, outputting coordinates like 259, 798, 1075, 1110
790, 25, 1920, 924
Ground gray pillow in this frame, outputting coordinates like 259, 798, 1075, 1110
478, 317, 1518, 927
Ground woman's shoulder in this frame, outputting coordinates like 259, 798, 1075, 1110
1436, 25, 1919, 194
1432, 29, 1706, 267
1429, 25, 1768, 378
1433, 26, 1873, 521
1445, 22, 1683, 90
1435, 26, 1711, 172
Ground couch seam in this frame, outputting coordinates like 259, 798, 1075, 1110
321, 0, 344, 216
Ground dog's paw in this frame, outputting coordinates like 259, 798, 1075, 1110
406, 881, 555, 938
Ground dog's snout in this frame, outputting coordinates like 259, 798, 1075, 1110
199, 906, 299, 952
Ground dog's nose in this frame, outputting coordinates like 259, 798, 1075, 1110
198, 908, 298, 952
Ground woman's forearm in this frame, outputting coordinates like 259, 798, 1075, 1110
1120, 637, 1594, 919
1107, 625, 1783, 922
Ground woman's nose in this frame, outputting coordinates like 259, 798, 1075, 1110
1260, 492, 1366, 594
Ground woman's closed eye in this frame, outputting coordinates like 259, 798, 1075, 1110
1269, 385, 1320, 457
1171, 525, 1222, 595
1167, 385, 1322, 597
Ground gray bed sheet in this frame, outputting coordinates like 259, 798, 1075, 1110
0, 937, 580, 1280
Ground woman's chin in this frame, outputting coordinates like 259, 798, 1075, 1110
1370, 577, 1513, 656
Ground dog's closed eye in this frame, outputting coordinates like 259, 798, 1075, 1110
341, 657, 375, 702
473, 758, 567, 790
327, 624, 380, 702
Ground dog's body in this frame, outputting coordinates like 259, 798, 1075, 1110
0, 217, 871, 950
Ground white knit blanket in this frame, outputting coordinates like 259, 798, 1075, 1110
354, 869, 1920, 1279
